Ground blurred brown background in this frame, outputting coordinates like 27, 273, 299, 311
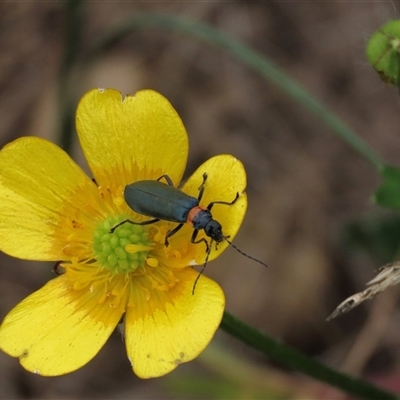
1, 2, 400, 399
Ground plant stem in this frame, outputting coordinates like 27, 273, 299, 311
58, 0, 83, 153
221, 311, 397, 400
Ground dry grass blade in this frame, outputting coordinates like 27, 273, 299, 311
327, 262, 400, 320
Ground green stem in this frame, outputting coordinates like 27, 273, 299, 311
58, 0, 84, 153
88, 12, 385, 170
221, 312, 397, 400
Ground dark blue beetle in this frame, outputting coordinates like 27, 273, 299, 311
110, 173, 267, 292
110, 173, 238, 252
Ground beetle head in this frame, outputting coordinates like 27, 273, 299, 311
204, 220, 224, 243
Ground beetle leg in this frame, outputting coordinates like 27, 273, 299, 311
191, 229, 210, 253
165, 223, 184, 246
207, 192, 239, 211
197, 173, 208, 202
110, 218, 160, 234
157, 174, 174, 186
54, 261, 65, 275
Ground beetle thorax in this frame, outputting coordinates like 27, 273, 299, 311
187, 207, 224, 242
188, 207, 209, 229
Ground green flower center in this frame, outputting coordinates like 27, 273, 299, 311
93, 216, 152, 274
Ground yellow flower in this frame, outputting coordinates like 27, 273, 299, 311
0, 89, 247, 378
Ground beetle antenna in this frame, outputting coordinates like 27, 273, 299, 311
224, 237, 268, 268
192, 240, 213, 295
192, 238, 267, 295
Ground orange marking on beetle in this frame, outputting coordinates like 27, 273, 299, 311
186, 206, 206, 226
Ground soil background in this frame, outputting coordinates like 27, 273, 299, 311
1, 2, 400, 399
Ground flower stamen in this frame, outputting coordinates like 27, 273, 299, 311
92, 216, 152, 275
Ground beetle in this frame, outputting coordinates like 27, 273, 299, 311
110, 173, 267, 293
110, 173, 237, 252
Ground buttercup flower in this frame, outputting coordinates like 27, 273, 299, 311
0, 89, 247, 378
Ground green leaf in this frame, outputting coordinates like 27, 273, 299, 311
343, 214, 400, 264
366, 20, 400, 85
374, 165, 400, 209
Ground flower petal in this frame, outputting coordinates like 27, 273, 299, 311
76, 89, 189, 187
163, 154, 247, 266
125, 268, 225, 378
0, 137, 100, 260
0, 275, 123, 376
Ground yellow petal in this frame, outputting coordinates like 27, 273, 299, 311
0, 275, 123, 376
76, 88, 189, 188
0, 137, 100, 260
125, 268, 225, 378
164, 154, 247, 266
